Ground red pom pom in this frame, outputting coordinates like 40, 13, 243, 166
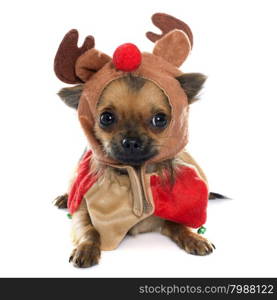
112, 43, 142, 72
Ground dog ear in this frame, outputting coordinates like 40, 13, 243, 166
176, 73, 207, 104
57, 84, 83, 109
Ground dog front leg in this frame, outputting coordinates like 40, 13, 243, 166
69, 201, 101, 268
162, 221, 215, 255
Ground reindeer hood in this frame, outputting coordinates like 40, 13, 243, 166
54, 13, 209, 250
54, 13, 192, 165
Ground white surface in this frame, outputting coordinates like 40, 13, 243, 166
0, 0, 276, 277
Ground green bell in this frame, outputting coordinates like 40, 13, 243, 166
197, 226, 206, 234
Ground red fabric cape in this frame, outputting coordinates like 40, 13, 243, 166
68, 150, 208, 228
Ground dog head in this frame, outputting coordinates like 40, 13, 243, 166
55, 13, 206, 166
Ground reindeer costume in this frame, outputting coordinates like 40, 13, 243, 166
54, 13, 209, 250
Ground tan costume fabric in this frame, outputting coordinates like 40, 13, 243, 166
82, 151, 207, 250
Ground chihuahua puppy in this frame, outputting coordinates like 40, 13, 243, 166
55, 73, 215, 268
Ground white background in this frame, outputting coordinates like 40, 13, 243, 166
0, 0, 276, 277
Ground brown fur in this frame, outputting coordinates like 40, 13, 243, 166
162, 221, 215, 255
175, 73, 207, 104
69, 201, 101, 268
94, 76, 171, 164
95, 76, 171, 135
53, 193, 68, 209
129, 216, 214, 256
58, 84, 83, 109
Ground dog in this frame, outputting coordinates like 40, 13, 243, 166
53, 13, 224, 268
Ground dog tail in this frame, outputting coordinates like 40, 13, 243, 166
53, 194, 68, 209
209, 192, 230, 200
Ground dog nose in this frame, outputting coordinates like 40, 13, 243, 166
122, 137, 142, 152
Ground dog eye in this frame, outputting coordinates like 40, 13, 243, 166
151, 113, 168, 128
100, 111, 115, 127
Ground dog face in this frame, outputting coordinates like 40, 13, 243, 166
93, 76, 171, 166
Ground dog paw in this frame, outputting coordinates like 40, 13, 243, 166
180, 233, 215, 256
69, 242, 101, 268
53, 194, 68, 209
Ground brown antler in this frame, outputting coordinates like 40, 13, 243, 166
54, 30, 95, 84
146, 13, 193, 48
